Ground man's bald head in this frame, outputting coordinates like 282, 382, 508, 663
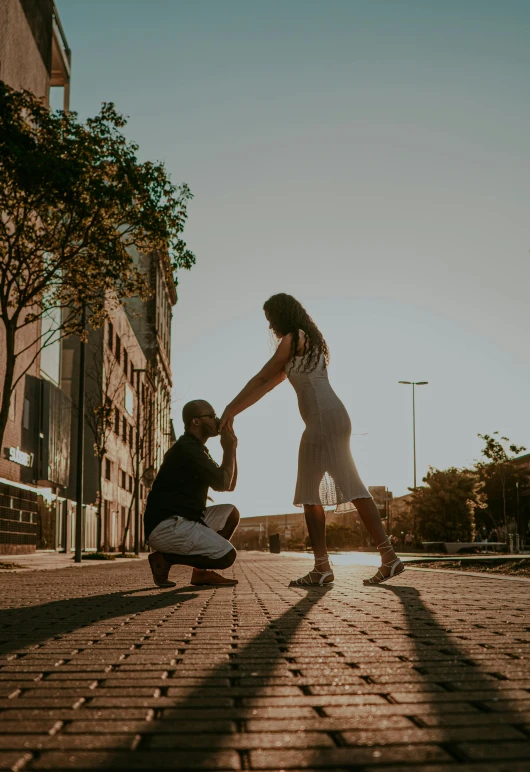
182, 400, 215, 430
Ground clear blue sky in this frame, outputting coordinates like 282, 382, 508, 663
57, 0, 530, 517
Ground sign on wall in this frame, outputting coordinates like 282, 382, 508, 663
7, 446, 34, 468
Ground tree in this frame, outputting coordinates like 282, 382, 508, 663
409, 467, 483, 542
0, 83, 195, 450
120, 371, 156, 556
84, 335, 127, 551
475, 432, 528, 536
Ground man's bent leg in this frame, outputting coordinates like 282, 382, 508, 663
217, 506, 240, 541
164, 548, 237, 586
163, 548, 236, 571
148, 515, 238, 587
189, 505, 239, 586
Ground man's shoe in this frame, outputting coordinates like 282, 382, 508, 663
190, 569, 238, 587
148, 552, 177, 588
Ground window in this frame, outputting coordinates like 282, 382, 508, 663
115, 334, 121, 364
129, 426, 134, 449
130, 361, 135, 384
114, 408, 120, 435
128, 475, 133, 492
107, 321, 114, 351
124, 383, 134, 416
121, 469, 126, 489
123, 349, 128, 377
23, 398, 31, 431
104, 458, 111, 480
122, 416, 127, 442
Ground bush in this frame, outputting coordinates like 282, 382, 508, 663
80, 552, 116, 561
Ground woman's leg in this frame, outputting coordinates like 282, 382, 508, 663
304, 504, 330, 567
290, 505, 334, 584
353, 497, 403, 580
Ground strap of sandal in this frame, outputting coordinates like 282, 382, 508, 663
291, 554, 334, 586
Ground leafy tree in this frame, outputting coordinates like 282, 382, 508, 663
84, 336, 127, 551
409, 467, 483, 542
0, 83, 195, 450
475, 432, 528, 535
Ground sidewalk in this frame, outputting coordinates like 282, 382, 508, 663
0, 551, 147, 572
1, 553, 529, 770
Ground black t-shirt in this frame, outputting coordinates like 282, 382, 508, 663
143, 433, 229, 538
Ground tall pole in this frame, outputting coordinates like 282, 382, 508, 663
412, 383, 417, 489
133, 368, 146, 555
74, 305, 86, 563
399, 380, 429, 540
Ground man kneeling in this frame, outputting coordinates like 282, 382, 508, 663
144, 400, 239, 588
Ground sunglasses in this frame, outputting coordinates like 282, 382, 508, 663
196, 413, 218, 421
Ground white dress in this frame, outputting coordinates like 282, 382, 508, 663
286, 353, 371, 512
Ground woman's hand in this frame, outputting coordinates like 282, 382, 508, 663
218, 407, 235, 434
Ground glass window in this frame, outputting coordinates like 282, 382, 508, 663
107, 322, 114, 350
115, 334, 121, 364
123, 349, 128, 376
23, 398, 31, 430
114, 408, 120, 434
104, 458, 111, 480
124, 383, 134, 416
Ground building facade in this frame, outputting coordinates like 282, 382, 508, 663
0, 0, 71, 554
125, 249, 177, 481
62, 305, 151, 553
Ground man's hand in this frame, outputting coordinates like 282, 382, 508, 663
219, 407, 235, 434
220, 426, 237, 451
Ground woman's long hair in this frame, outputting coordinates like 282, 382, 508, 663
263, 293, 329, 373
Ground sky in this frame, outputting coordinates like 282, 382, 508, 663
56, 0, 530, 518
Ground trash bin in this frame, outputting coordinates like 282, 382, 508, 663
269, 533, 281, 554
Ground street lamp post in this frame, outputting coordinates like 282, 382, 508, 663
399, 380, 428, 539
74, 305, 87, 563
398, 381, 429, 489
133, 367, 146, 555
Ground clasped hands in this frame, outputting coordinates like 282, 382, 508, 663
218, 407, 235, 435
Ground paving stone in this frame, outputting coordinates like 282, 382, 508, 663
1, 554, 529, 770
249, 745, 453, 767
456, 740, 530, 760
0, 751, 32, 770
28, 749, 241, 769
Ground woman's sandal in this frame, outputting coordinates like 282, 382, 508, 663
363, 538, 405, 585
289, 555, 334, 587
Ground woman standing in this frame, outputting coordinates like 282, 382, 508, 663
219, 293, 403, 586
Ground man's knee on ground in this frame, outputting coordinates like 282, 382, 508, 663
216, 547, 236, 569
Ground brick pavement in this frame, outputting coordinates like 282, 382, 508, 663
0, 553, 529, 771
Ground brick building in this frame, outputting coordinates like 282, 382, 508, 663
62, 305, 152, 553
125, 249, 177, 477
0, 0, 70, 553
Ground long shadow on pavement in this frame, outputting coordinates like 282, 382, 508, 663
0, 587, 200, 658
101, 587, 331, 770
380, 583, 529, 766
